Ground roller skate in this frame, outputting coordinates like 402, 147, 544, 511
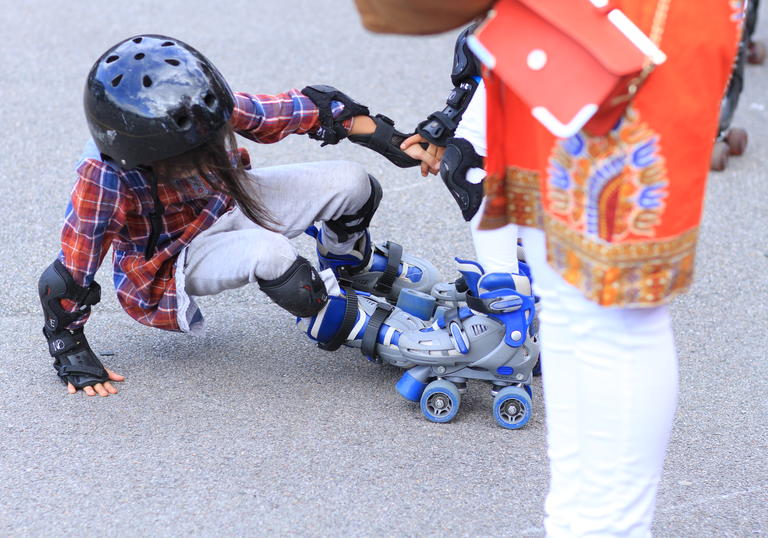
308, 225, 441, 303
430, 246, 543, 377
746, 0, 765, 65
299, 280, 428, 365
711, 19, 749, 171
392, 259, 541, 429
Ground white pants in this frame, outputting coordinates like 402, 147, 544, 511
175, 160, 371, 332
518, 227, 678, 537
457, 78, 676, 536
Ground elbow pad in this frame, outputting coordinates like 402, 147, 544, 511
417, 22, 482, 146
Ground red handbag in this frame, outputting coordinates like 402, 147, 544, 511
468, 0, 669, 137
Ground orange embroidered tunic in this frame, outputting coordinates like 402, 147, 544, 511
480, 1, 744, 306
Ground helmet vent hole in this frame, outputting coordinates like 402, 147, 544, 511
133, 37, 143, 44
106, 55, 119, 64
161, 41, 175, 47
165, 59, 180, 66
174, 114, 191, 129
142, 75, 152, 88
134, 53, 145, 60
111, 74, 123, 87
203, 92, 216, 108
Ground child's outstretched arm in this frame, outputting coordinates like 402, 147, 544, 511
230, 87, 437, 170
231, 88, 345, 143
38, 159, 125, 396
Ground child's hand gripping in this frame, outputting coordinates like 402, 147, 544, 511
400, 133, 444, 177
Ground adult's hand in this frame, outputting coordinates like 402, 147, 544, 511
402, 133, 444, 177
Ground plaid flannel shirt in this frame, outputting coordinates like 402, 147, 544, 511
59, 89, 348, 331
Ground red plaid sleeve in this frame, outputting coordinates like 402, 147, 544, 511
231, 89, 352, 143
58, 159, 125, 326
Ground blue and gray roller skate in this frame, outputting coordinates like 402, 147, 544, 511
299, 259, 539, 429
430, 247, 542, 377
392, 259, 540, 429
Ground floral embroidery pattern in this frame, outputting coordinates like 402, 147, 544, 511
545, 215, 698, 306
547, 108, 669, 242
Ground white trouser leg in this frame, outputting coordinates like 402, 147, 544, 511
249, 160, 372, 253
470, 199, 519, 274
455, 80, 521, 275
182, 160, 371, 296
518, 227, 678, 538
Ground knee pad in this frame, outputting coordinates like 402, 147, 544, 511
440, 137, 485, 221
39, 259, 101, 334
257, 256, 329, 317
324, 174, 382, 244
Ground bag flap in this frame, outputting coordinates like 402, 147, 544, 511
509, 0, 648, 75
470, 0, 630, 136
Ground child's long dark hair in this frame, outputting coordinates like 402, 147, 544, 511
155, 124, 278, 230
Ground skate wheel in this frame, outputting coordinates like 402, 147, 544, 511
420, 380, 461, 423
725, 128, 748, 156
396, 289, 437, 321
710, 141, 729, 171
493, 386, 532, 429
748, 41, 766, 65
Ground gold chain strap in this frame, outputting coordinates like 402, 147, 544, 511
610, 0, 672, 105
649, 0, 672, 51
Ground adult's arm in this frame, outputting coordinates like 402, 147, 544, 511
352, 0, 494, 35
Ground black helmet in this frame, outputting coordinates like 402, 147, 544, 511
84, 34, 235, 169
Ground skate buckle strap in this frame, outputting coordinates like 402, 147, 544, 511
448, 321, 470, 354
361, 301, 395, 363
368, 114, 395, 153
58, 363, 110, 378
318, 285, 359, 352
467, 294, 523, 314
373, 241, 403, 295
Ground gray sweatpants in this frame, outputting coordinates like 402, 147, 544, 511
175, 160, 371, 333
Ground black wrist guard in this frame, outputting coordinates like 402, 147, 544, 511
38, 259, 108, 388
348, 114, 424, 168
48, 328, 110, 388
301, 85, 370, 146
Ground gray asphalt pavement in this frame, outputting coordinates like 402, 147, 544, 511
1, 1, 766, 536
